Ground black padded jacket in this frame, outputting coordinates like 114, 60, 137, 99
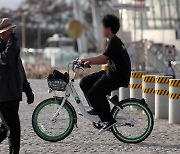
0, 35, 32, 102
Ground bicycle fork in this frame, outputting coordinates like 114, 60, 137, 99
50, 91, 70, 122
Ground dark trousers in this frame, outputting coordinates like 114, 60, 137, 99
80, 70, 119, 122
0, 101, 20, 154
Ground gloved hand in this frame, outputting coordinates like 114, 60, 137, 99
26, 91, 34, 104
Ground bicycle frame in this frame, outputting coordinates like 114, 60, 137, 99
50, 61, 130, 125
50, 63, 102, 124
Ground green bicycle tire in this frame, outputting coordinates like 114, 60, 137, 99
111, 99, 154, 143
32, 98, 75, 142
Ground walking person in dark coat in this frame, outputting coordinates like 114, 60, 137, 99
0, 18, 34, 154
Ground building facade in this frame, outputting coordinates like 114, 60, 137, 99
120, 0, 180, 30
117, 0, 180, 53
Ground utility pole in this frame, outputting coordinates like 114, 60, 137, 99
118, 0, 123, 31
133, 1, 137, 42
73, 0, 87, 53
140, 1, 144, 41
22, 11, 28, 49
91, 0, 100, 49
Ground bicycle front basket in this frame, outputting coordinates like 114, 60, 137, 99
48, 79, 67, 91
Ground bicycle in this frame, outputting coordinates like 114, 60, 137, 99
32, 60, 154, 143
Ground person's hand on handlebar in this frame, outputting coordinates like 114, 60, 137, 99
77, 59, 84, 65
83, 61, 91, 68
77, 55, 108, 68
77, 59, 91, 68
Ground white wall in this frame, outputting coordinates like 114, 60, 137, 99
117, 31, 132, 43
131, 29, 180, 53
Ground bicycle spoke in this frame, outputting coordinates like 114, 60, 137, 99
112, 101, 153, 143
32, 100, 74, 141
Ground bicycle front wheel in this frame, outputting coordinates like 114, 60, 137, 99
111, 98, 154, 143
32, 98, 75, 142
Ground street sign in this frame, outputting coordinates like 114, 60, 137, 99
66, 20, 84, 40
112, 3, 150, 12
165, 45, 175, 61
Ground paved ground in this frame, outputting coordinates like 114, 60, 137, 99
1, 80, 180, 154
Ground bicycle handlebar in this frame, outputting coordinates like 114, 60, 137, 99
67, 59, 91, 75
80, 63, 91, 68
72, 59, 91, 69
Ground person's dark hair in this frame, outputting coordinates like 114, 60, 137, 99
102, 14, 120, 34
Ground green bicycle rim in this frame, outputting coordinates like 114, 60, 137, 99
113, 102, 151, 141
33, 101, 73, 140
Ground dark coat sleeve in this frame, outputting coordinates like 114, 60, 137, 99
21, 62, 33, 95
0, 36, 19, 65
17, 52, 33, 96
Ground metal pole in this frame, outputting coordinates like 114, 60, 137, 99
140, 12, 143, 41
175, 0, 180, 29
159, 0, 165, 61
167, 0, 172, 28
119, 0, 123, 31
140, 1, 145, 41
150, 0, 156, 28
133, 2, 137, 42
22, 12, 26, 49
91, 0, 99, 42
91, 0, 101, 52
73, 0, 86, 53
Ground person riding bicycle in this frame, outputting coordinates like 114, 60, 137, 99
78, 14, 131, 132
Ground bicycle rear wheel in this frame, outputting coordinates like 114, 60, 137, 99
32, 98, 75, 142
111, 98, 154, 143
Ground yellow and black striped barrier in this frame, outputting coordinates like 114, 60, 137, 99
131, 71, 146, 79
142, 75, 155, 83
155, 76, 172, 119
142, 75, 156, 114
155, 77, 170, 84
130, 84, 142, 89
169, 79, 180, 87
130, 71, 146, 99
169, 79, 180, 124
142, 88, 155, 94
169, 93, 180, 99
155, 89, 169, 95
